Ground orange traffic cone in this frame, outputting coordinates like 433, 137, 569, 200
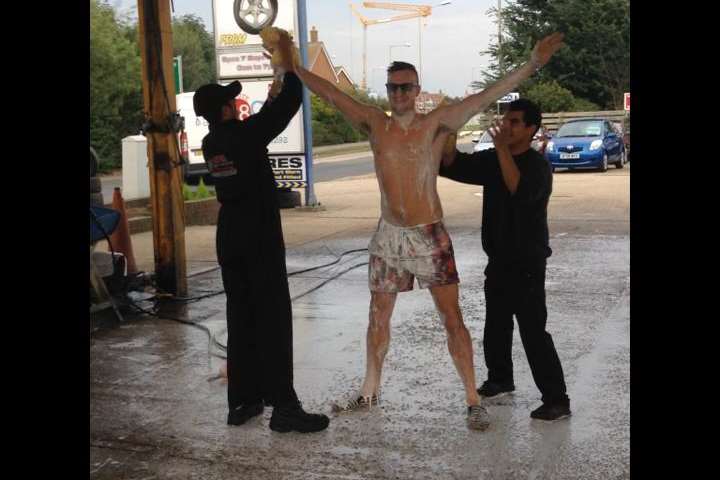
110, 187, 138, 274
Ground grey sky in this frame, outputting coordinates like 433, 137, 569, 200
109, 0, 501, 97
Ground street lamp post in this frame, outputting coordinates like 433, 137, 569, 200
389, 42, 412, 63
359, 1, 452, 89
371, 66, 386, 97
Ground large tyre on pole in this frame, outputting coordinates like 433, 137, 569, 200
234, 0, 278, 35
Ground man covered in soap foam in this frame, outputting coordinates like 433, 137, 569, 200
286, 25, 563, 430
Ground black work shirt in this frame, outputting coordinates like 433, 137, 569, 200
438, 147, 552, 266
201, 72, 302, 205
200, 73, 302, 264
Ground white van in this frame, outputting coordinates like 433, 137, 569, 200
176, 92, 210, 183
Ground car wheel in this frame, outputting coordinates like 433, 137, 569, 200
233, 0, 278, 35
599, 152, 608, 172
615, 149, 626, 169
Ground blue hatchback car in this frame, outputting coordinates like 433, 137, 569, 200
545, 118, 627, 172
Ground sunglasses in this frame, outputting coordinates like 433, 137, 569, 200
385, 82, 418, 93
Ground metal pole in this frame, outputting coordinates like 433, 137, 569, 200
363, 24, 368, 90
297, 0, 318, 206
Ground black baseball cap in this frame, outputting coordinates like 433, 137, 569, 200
193, 81, 242, 119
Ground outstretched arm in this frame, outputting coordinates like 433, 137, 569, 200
243, 33, 303, 145
294, 64, 383, 133
431, 33, 565, 131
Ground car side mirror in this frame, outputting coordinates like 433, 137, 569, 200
472, 139, 479, 143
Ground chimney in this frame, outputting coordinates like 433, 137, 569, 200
310, 26, 318, 43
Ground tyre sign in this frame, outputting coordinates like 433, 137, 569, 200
234, 0, 278, 35
214, 0, 296, 49
212, 0, 306, 188
218, 51, 274, 78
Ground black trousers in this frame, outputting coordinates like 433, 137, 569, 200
483, 260, 568, 404
217, 204, 297, 410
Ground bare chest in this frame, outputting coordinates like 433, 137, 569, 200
371, 119, 435, 167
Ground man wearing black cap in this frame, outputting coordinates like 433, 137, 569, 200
193, 32, 329, 433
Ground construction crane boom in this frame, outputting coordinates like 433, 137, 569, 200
350, 3, 371, 26
376, 12, 424, 23
363, 2, 432, 15
350, 1, 441, 90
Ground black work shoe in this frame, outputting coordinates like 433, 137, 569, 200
270, 402, 330, 433
227, 402, 264, 426
530, 401, 571, 422
477, 380, 516, 399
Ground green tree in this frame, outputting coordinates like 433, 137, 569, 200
523, 80, 575, 112
570, 97, 601, 112
310, 88, 391, 146
476, 0, 629, 110
90, 0, 143, 169
171, 15, 217, 91
91, 4, 218, 170
311, 94, 363, 145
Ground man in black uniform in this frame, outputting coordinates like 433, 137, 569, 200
438, 99, 571, 421
193, 33, 329, 433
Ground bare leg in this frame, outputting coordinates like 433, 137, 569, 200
359, 291, 398, 398
430, 284, 481, 406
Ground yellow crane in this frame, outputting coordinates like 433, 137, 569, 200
350, 1, 451, 90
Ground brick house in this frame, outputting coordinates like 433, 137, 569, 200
307, 26, 356, 91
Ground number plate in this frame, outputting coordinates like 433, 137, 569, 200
560, 153, 580, 159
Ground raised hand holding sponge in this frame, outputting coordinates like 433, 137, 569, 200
260, 27, 300, 75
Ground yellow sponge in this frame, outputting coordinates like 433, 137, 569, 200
260, 27, 300, 67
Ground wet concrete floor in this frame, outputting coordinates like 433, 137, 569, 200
90, 225, 629, 479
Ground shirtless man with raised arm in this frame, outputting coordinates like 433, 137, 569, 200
294, 33, 564, 430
